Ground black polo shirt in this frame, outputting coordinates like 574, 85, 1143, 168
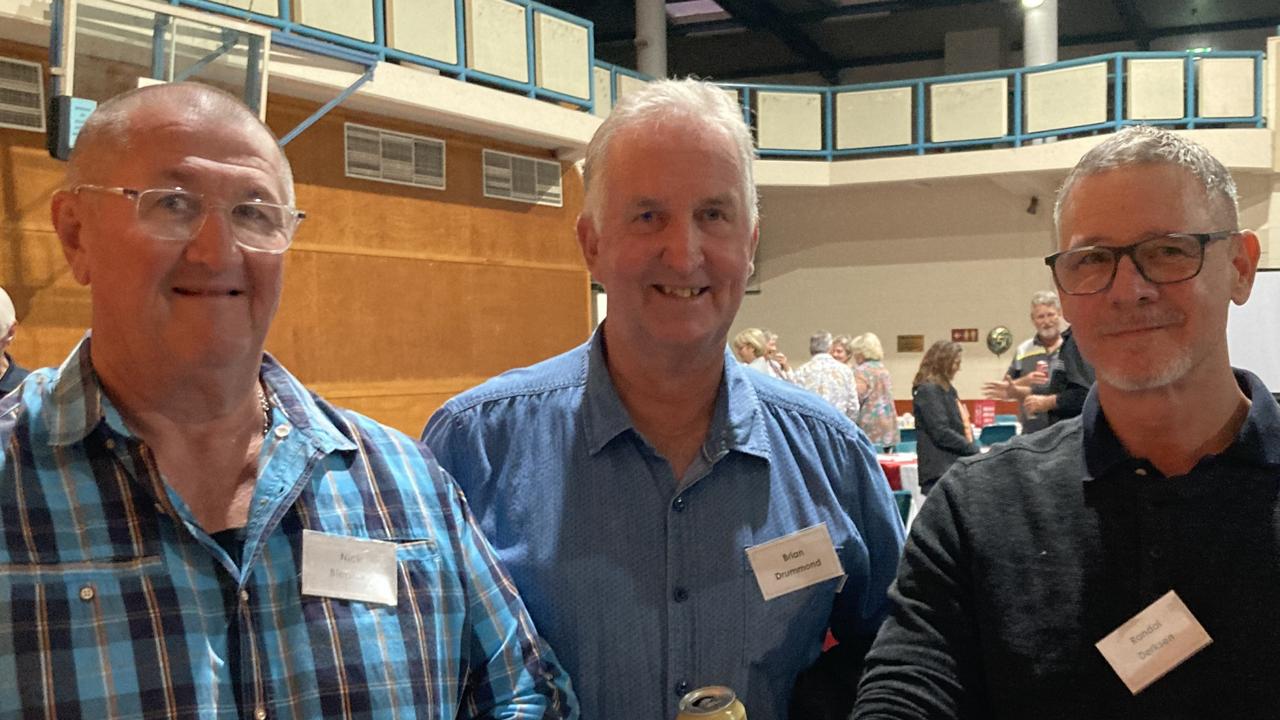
856, 370, 1280, 719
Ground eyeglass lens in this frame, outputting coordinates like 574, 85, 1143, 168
136, 189, 294, 250
1054, 234, 1205, 294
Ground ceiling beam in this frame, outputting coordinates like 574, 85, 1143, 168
712, 0, 844, 83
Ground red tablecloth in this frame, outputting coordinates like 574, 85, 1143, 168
877, 454, 915, 491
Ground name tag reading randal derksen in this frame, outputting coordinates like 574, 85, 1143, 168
746, 523, 845, 601
301, 530, 399, 606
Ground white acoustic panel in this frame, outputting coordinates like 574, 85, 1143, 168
836, 87, 913, 150
615, 73, 647, 102
1024, 62, 1107, 133
294, 0, 374, 42
1198, 57, 1255, 118
592, 66, 612, 117
465, 0, 528, 83
929, 77, 1007, 142
1126, 58, 1185, 120
756, 91, 822, 151
387, 0, 457, 64
535, 12, 589, 100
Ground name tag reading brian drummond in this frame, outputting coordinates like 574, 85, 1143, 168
301, 530, 398, 607
746, 523, 844, 601
1095, 590, 1212, 695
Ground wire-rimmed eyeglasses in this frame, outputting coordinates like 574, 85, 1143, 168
74, 185, 305, 254
1043, 231, 1235, 296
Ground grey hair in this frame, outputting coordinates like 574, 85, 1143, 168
0, 287, 14, 334
67, 82, 295, 205
809, 331, 833, 356
1029, 290, 1060, 311
850, 332, 885, 361
1054, 125, 1238, 236
581, 78, 758, 229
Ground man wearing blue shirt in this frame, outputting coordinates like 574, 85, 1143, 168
423, 78, 905, 720
0, 82, 576, 719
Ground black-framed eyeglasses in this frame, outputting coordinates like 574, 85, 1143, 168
1043, 231, 1235, 296
74, 185, 306, 254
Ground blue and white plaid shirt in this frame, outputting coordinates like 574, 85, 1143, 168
0, 336, 578, 719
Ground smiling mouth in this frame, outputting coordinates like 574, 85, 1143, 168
655, 285, 708, 299
173, 287, 245, 297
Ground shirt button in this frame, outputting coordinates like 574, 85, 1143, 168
240, 590, 251, 603
1148, 547, 1163, 560
104, 439, 116, 450
672, 496, 686, 513
79, 585, 95, 601
675, 680, 690, 697
274, 425, 291, 439
254, 708, 267, 720
1134, 468, 1148, 477
673, 587, 689, 603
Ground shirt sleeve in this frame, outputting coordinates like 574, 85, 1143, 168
852, 465, 985, 720
826, 428, 906, 645
422, 412, 579, 719
433, 455, 580, 719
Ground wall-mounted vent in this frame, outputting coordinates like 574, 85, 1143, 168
482, 149, 563, 207
0, 57, 45, 132
344, 122, 446, 190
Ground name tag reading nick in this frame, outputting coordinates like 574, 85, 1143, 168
301, 530, 398, 606
1095, 590, 1212, 695
746, 523, 844, 601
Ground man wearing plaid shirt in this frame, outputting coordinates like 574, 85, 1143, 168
0, 82, 577, 719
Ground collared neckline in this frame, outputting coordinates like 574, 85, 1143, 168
581, 326, 770, 462
1082, 368, 1280, 481
43, 334, 356, 453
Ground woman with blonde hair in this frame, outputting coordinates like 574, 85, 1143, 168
912, 340, 979, 495
830, 334, 854, 365
731, 328, 768, 364
849, 333, 899, 448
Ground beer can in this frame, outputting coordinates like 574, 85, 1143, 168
1035, 360, 1049, 374
676, 686, 746, 720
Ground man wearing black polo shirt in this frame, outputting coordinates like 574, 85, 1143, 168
854, 125, 1277, 719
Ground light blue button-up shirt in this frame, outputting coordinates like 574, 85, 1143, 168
423, 329, 905, 720
0, 336, 578, 719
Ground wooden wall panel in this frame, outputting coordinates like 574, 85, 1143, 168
1, 37, 590, 436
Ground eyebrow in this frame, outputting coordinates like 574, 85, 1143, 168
158, 169, 276, 202
1069, 230, 1180, 248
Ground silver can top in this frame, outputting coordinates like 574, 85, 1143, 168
678, 686, 737, 714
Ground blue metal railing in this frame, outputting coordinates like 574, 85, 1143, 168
731, 50, 1266, 160
168, 0, 596, 113
597, 50, 1265, 160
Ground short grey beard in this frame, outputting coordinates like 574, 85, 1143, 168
1097, 351, 1195, 392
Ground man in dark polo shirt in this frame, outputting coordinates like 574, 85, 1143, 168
0, 287, 30, 395
854, 125, 1278, 718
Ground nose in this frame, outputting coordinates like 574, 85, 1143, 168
659, 217, 704, 274
1107, 254, 1158, 304
182, 208, 241, 270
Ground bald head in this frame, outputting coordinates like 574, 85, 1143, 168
66, 82, 294, 204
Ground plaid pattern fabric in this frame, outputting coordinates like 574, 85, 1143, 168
0, 337, 577, 719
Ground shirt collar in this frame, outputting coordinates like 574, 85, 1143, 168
1082, 368, 1280, 480
582, 326, 770, 461
45, 334, 356, 453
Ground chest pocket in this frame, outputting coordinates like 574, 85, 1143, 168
295, 538, 456, 716
0, 555, 193, 719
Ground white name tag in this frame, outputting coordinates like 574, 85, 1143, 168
300, 530, 399, 607
1095, 589, 1213, 694
746, 523, 845, 601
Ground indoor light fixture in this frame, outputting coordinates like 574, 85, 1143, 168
1021, 0, 1045, 8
